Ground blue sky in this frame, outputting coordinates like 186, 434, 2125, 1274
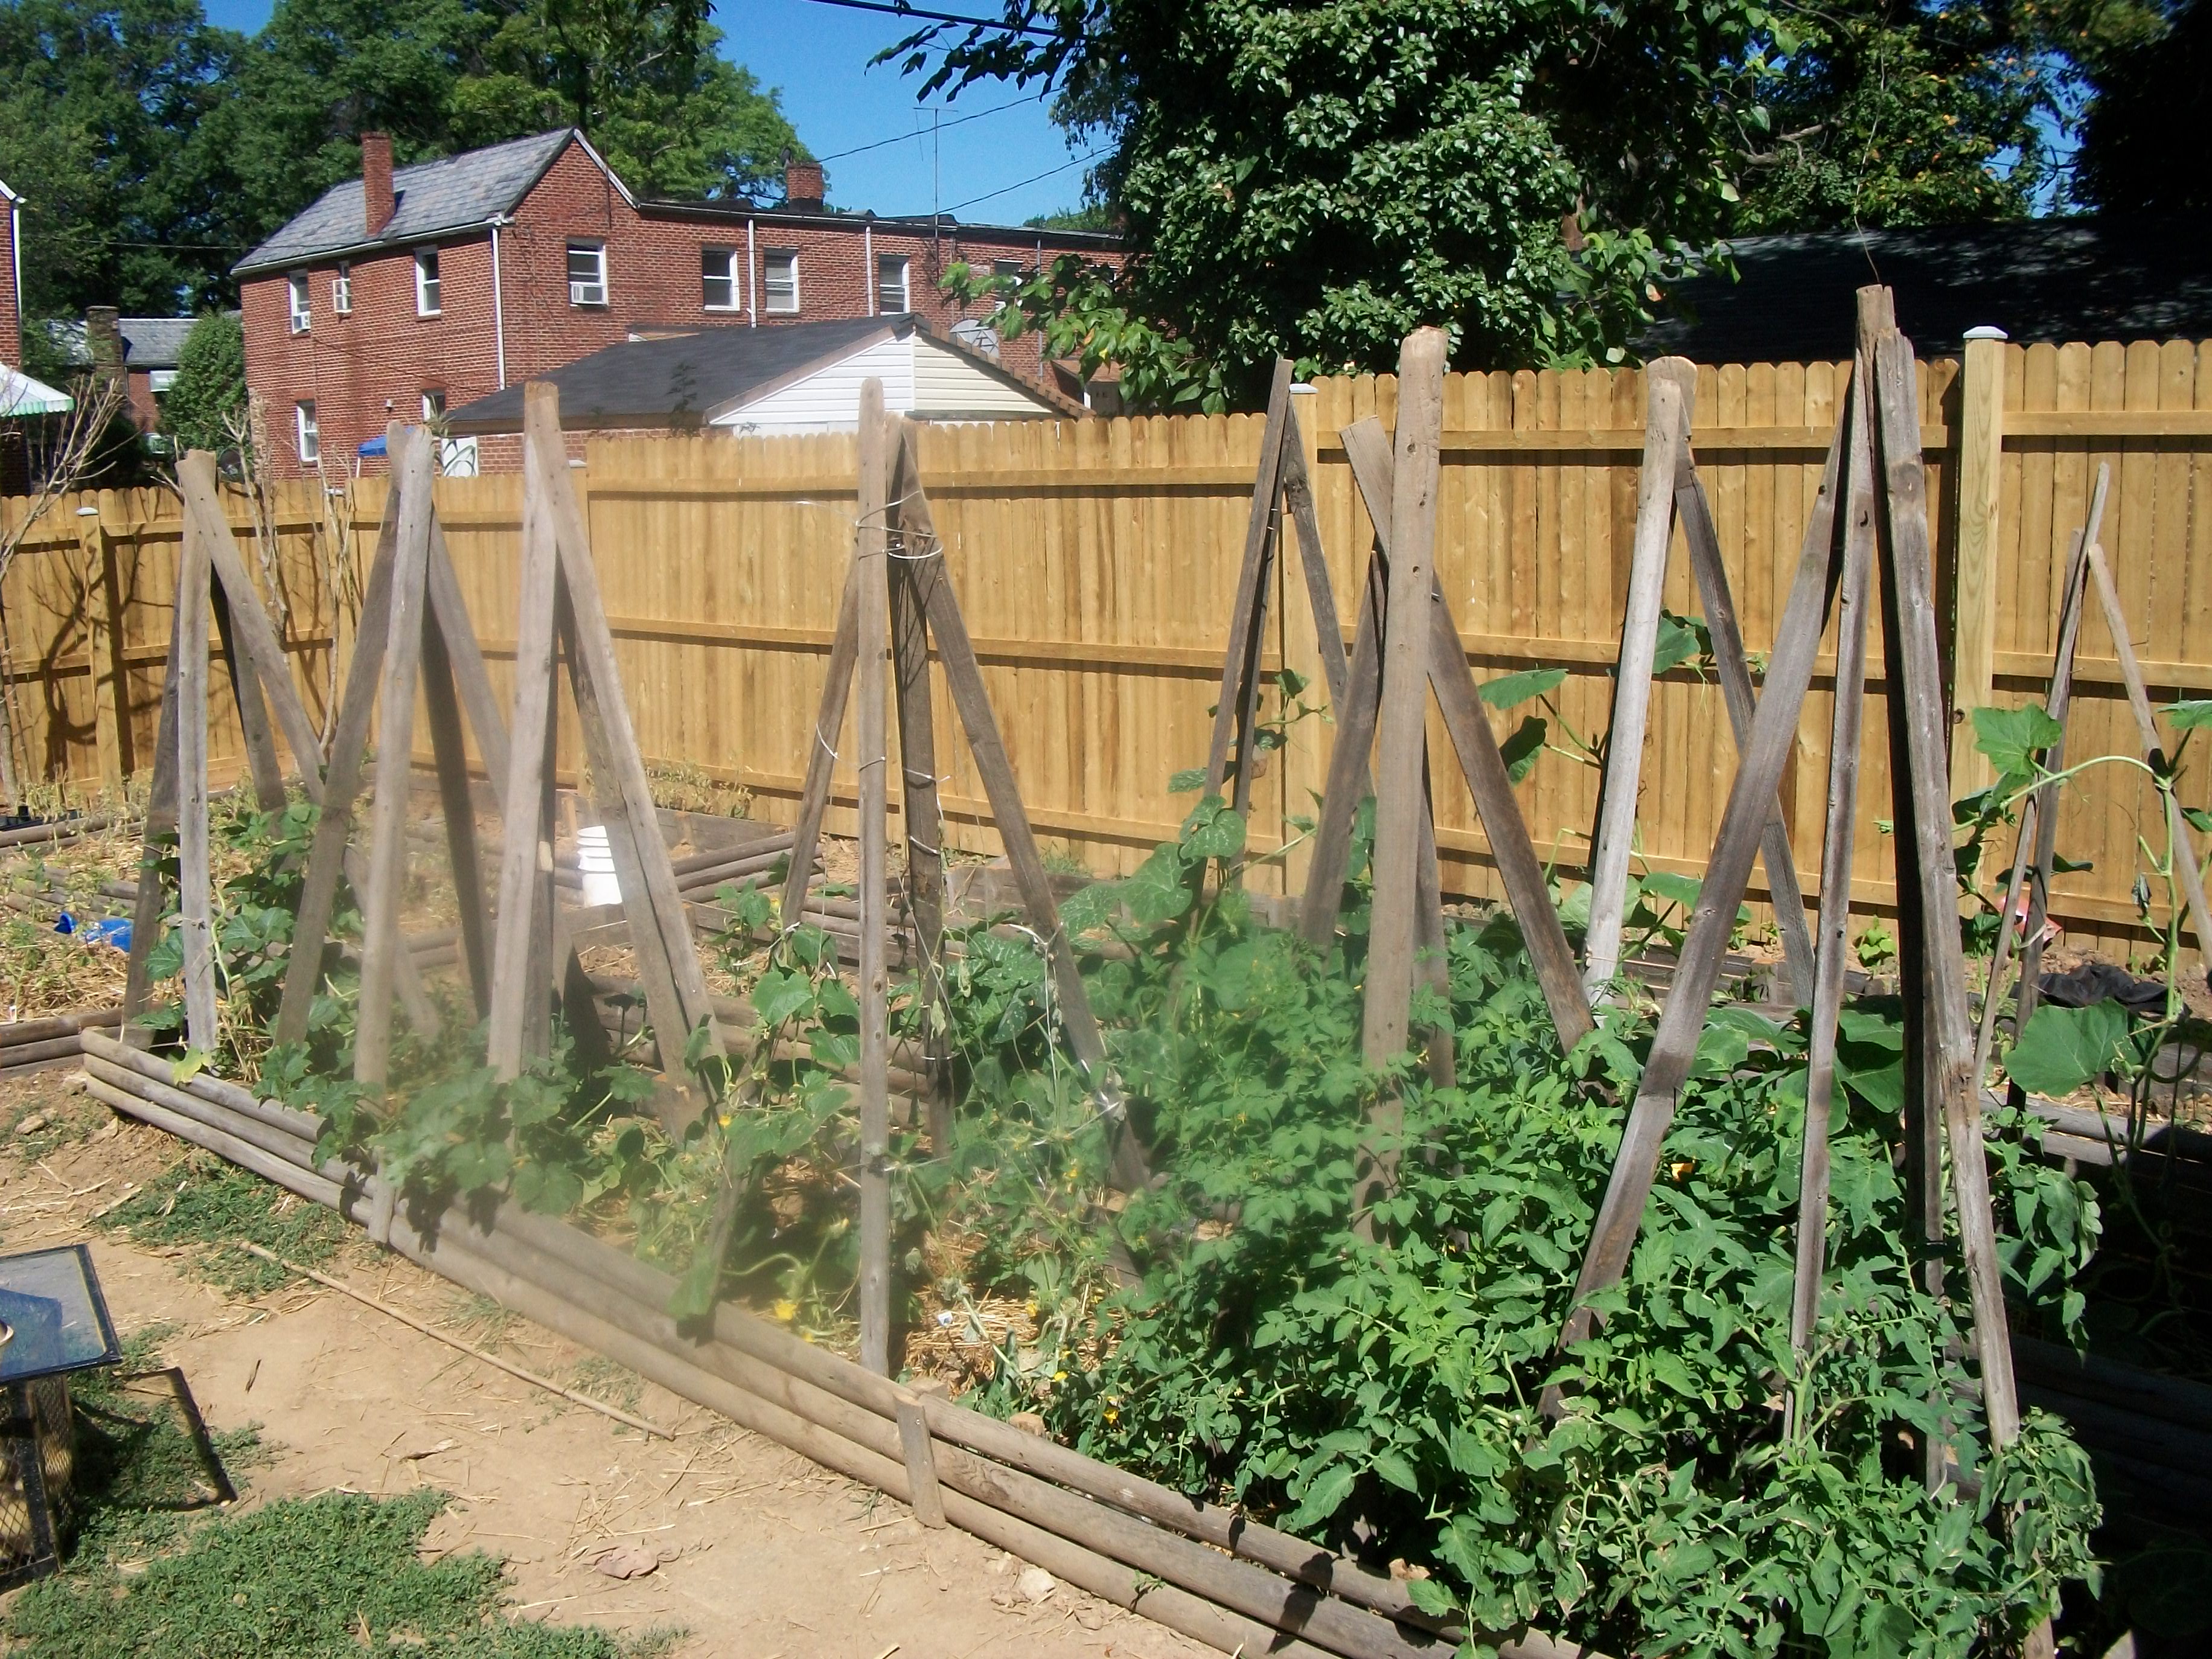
196, 0, 1094, 227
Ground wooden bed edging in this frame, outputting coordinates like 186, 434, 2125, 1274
73, 1031, 1600, 1659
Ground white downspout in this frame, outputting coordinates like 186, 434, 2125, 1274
490, 218, 509, 389
747, 217, 757, 327
865, 221, 875, 316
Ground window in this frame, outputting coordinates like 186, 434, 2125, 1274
567, 241, 607, 307
421, 390, 446, 424
763, 250, 799, 314
438, 435, 479, 478
701, 248, 740, 311
332, 263, 351, 315
295, 401, 319, 465
875, 255, 910, 315
991, 257, 1022, 310
415, 248, 441, 316
288, 272, 310, 333
148, 369, 178, 394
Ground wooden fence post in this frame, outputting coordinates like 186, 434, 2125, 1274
1949, 326, 2007, 795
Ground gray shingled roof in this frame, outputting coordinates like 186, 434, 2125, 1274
47, 316, 211, 369
1638, 214, 2212, 363
235, 130, 580, 275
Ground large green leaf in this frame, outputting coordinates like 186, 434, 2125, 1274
2165, 698, 2212, 731
2007, 1000, 2132, 1097
1498, 715, 1547, 783
1481, 667, 1566, 711
1972, 702, 2064, 780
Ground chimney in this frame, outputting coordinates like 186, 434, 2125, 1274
362, 132, 395, 234
784, 156, 825, 211
85, 307, 124, 389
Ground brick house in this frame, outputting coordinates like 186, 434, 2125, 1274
235, 129, 1122, 477
49, 311, 200, 432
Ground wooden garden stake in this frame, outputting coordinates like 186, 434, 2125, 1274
1971, 469, 2106, 1096
487, 406, 570, 1076
174, 463, 219, 1053
1328, 418, 1594, 1058
1558, 362, 1851, 1355
1584, 359, 1695, 996
2085, 539, 2212, 973
889, 496, 951, 1151
1789, 374, 1878, 1357
1202, 358, 1294, 823
889, 423, 1154, 1192
853, 379, 895, 1376
1673, 461, 1818, 1004
354, 425, 440, 1088
779, 560, 855, 929
120, 578, 185, 1038
1362, 328, 1448, 1072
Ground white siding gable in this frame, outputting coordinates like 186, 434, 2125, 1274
712, 331, 1056, 434
910, 334, 1058, 418
713, 334, 915, 435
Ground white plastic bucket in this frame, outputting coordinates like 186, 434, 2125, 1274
577, 824, 621, 907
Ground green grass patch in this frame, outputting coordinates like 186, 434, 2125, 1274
92, 1154, 351, 1296
9, 1487, 680, 1658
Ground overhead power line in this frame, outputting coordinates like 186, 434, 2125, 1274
796, 0, 1078, 42
941, 150, 1102, 215
814, 91, 1043, 163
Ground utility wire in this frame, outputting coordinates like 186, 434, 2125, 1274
796, 0, 1078, 39
814, 91, 1043, 162
939, 150, 1101, 215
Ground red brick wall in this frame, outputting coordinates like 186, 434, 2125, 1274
240, 134, 1120, 476
1, 200, 19, 371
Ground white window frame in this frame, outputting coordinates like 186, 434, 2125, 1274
295, 400, 319, 465
332, 262, 351, 315
438, 434, 479, 478
875, 254, 910, 316
701, 247, 740, 312
415, 248, 442, 317
148, 369, 178, 394
421, 389, 446, 424
567, 241, 608, 307
991, 257, 1022, 311
762, 249, 799, 315
288, 272, 310, 333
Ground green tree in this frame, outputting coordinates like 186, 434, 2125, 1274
0, 0, 244, 314
909, 0, 1769, 404
2072, 0, 2209, 211
1725, 0, 2060, 230
160, 311, 247, 455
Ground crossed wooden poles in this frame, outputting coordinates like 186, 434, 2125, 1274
1582, 357, 1820, 1006
123, 447, 443, 1052
1971, 461, 2212, 1098
790, 377, 1151, 1374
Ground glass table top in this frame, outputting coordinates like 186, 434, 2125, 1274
0, 1245, 121, 1384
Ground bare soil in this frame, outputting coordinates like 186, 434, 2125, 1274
0, 1071, 1210, 1659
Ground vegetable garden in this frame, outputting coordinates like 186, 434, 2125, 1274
58, 298, 2212, 1659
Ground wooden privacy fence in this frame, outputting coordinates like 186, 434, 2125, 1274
6, 336, 2212, 950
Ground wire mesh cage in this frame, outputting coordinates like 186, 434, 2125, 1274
0, 1244, 119, 1590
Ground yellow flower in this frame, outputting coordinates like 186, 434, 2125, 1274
1103, 1407, 1119, 1423
772, 1299, 798, 1323
1052, 1370, 1067, 1382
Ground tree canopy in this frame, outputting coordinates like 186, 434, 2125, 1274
907, 0, 2168, 405
2071, 0, 2208, 212
160, 310, 248, 455
0, 0, 802, 321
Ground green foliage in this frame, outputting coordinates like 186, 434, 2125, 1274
8, 1487, 674, 1657
159, 311, 247, 456
1015, 826, 2103, 1652
95, 1152, 350, 1296
2071, 0, 2209, 213
0, 0, 799, 316
1725, 0, 2060, 231
1974, 700, 2066, 782
2007, 1000, 2137, 1098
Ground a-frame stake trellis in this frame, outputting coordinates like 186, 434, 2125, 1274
273, 424, 507, 1076
1582, 357, 1819, 1006
124, 447, 441, 1052
479, 386, 725, 1111
782, 379, 1152, 1374
1558, 290, 2029, 1503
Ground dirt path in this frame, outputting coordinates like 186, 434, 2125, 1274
0, 1072, 1212, 1659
